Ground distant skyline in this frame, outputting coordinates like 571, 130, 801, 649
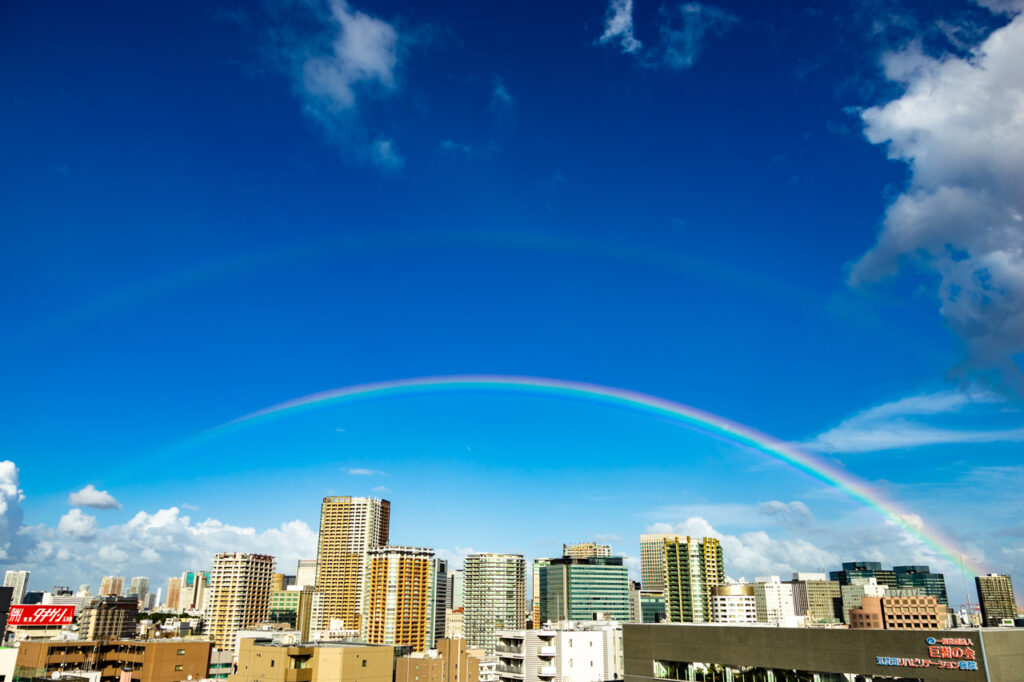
1, 0, 1023, 610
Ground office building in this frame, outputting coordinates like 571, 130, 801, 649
623, 623, 1023, 681
562, 543, 612, 559
448, 569, 466, 610
177, 570, 210, 611
536, 557, 630, 623
639, 592, 665, 624
628, 581, 641, 623
269, 585, 316, 640
296, 559, 318, 588
77, 596, 140, 639
396, 638, 481, 682
894, 565, 948, 605
495, 621, 623, 682
709, 583, 756, 624
829, 562, 897, 590
362, 545, 440, 651
464, 554, 527, 653
128, 576, 150, 605
848, 594, 948, 630
789, 573, 841, 624
840, 577, 888, 625
639, 534, 682, 593
15, 638, 212, 682
752, 576, 796, 626
976, 573, 1017, 626
661, 537, 723, 624
446, 608, 465, 639
531, 559, 550, 627
165, 577, 181, 610
207, 552, 275, 650
315, 496, 390, 631
231, 639, 394, 682
99, 576, 125, 597
3, 570, 30, 603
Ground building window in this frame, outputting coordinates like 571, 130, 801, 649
175, 666, 183, 672
362, 660, 367, 668
177, 650, 186, 655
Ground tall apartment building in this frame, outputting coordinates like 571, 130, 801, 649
562, 543, 612, 559
296, 559, 318, 588
77, 596, 139, 639
639, 534, 682, 593
752, 577, 796, 626
362, 546, 441, 651
207, 552, 275, 650
99, 576, 125, 597
709, 583, 756, 624
464, 554, 527, 653
789, 573, 840, 623
315, 496, 390, 631
976, 573, 1017, 626
166, 577, 182, 610
128, 577, 150, 605
535, 557, 630, 623
3, 570, 30, 603
662, 537, 724, 623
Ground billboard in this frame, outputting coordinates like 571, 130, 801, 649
7, 604, 76, 626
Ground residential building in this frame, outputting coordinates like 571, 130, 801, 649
495, 621, 623, 682
128, 577, 150, 606
269, 585, 316, 640
448, 570, 465, 610
709, 583, 756, 624
752, 576, 796, 626
562, 544, 612, 560
207, 553, 275, 650
14, 638, 212, 682
98, 576, 124, 598
840, 577, 888, 625
446, 608, 465, 639
295, 560, 318, 588
230, 639, 394, 682
848, 595, 947, 630
3, 571, 30, 604
208, 649, 234, 680
829, 562, 897, 590
894, 565, 948, 605
165, 578, 181, 611
661, 537, 723, 624
627, 582, 641, 624
233, 626, 303, 656
638, 534, 681, 593
314, 496, 390, 632
464, 554, 527, 654
176, 571, 209, 611
77, 597, 140, 640
362, 545, 439, 651
395, 638, 480, 682
536, 557, 630, 624
976, 573, 1017, 626
789, 573, 840, 624
531, 559, 551, 627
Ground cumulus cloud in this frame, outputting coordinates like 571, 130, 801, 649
850, 12, 1024, 388
596, 1, 736, 70
598, 0, 643, 54
804, 389, 1024, 452
273, 0, 408, 169
435, 546, 479, 570
0, 461, 26, 560
757, 500, 814, 527
68, 484, 121, 510
58, 509, 98, 540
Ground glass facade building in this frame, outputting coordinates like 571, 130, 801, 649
536, 556, 630, 623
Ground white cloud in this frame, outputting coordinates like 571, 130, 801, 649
491, 78, 514, 108
0, 461, 26, 560
850, 13, 1024, 389
58, 509, 98, 540
371, 485, 390, 493
347, 467, 387, 476
436, 546, 479, 570
277, 0, 407, 168
68, 484, 121, 510
804, 389, 1024, 452
598, 0, 643, 54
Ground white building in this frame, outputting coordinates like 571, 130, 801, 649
710, 583, 756, 624
495, 621, 623, 682
753, 577, 797, 626
3, 570, 30, 603
296, 559, 318, 588
840, 577, 888, 625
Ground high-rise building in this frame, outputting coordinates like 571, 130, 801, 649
530, 559, 550, 627
99, 576, 124, 597
709, 583, 756, 624
752, 576, 795, 626
640, 592, 665, 623
315, 496, 390, 631
535, 557, 630, 623
296, 560, 318, 588
840, 577, 888, 624
207, 552, 275, 650
77, 596, 139, 639
976, 573, 1017, 626
662, 537, 724, 624
789, 573, 840, 623
894, 565, 948, 605
464, 554, 526, 653
562, 543, 612, 559
628, 580, 641, 623
269, 585, 316, 640
166, 577, 181, 610
128, 577, 149, 606
639, 534, 682, 593
433, 558, 449, 644
362, 545, 440, 651
177, 570, 210, 611
3, 570, 30, 603
829, 562, 897, 590
448, 569, 465, 610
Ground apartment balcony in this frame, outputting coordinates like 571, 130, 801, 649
538, 646, 557, 656
538, 666, 557, 678
495, 646, 523, 656
496, 665, 524, 677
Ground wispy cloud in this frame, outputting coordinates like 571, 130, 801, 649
597, 0, 643, 54
371, 485, 391, 493
490, 77, 513, 108
68, 484, 121, 510
346, 467, 387, 476
804, 390, 1024, 453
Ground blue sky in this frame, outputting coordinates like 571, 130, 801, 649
1, 0, 1023, 609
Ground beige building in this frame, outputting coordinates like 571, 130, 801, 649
207, 553, 275, 650
362, 546, 438, 651
230, 639, 394, 682
561, 543, 612, 559
849, 595, 948, 630
789, 573, 841, 623
977, 573, 1018, 626
445, 608, 465, 639
166, 578, 182, 611
15, 638, 211, 682
396, 639, 480, 682
315, 496, 390, 632
99, 576, 125, 597
638, 534, 682, 593
78, 596, 139, 640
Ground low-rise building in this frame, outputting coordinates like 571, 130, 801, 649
78, 598, 139, 640
396, 638, 480, 682
849, 595, 949, 630
709, 584, 755, 624
229, 639, 394, 682
14, 639, 212, 682
495, 621, 622, 682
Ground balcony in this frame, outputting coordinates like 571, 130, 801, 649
538, 666, 557, 677
496, 665, 524, 677
538, 646, 557, 656
495, 646, 523, 656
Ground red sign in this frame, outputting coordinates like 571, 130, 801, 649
8, 605, 76, 626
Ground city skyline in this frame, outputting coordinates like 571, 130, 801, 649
3, 0, 1024, 615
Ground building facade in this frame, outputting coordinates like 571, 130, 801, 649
562, 544, 612, 560
3, 571, 30, 604
536, 557, 630, 624
894, 565, 948, 605
661, 537, 723, 624
638, 535, 681, 594
829, 562, 897, 590
464, 554, 527, 654
296, 559, 318, 588
14, 639, 212, 682
788, 573, 840, 624
976, 573, 1017, 626
207, 553, 275, 650
709, 584, 756, 624
840, 577, 888, 625
99, 576, 125, 598
315, 496, 390, 632
362, 545, 439, 651
495, 622, 623, 682
230, 639, 394, 682
848, 595, 947, 630
269, 585, 316, 640
78, 596, 140, 640
752, 577, 795, 626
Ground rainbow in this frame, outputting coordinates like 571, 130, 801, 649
205, 374, 984, 576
